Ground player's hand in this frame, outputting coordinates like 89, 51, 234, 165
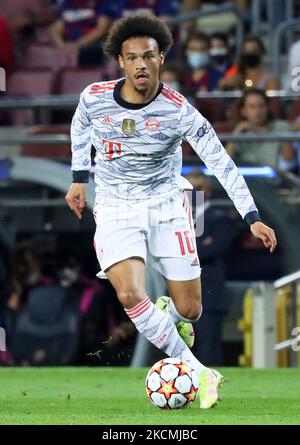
65, 183, 87, 219
250, 221, 277, 253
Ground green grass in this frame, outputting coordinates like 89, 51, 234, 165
0, 367, 299, 425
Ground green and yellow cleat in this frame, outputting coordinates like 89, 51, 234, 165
198, 368, 226, 409
155, 296, 195, 348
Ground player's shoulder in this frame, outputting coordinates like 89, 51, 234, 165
160, 83, 186, 109
81, 78, 122, 97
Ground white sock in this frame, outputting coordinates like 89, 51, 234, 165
125, 297, 207, 374
168, 299, 202, 324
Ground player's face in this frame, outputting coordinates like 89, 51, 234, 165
119, 37, 164, 92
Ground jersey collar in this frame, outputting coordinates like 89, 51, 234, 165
113, 78, 163, 110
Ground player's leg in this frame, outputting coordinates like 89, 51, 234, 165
104, 257, 207, 376
155, 277, 201, 348
149, 193, 225, 408
161, 273, 225, 409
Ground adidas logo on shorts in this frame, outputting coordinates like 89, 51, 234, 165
191, 257, 200, 266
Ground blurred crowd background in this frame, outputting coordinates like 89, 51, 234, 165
1, 0, 300, 368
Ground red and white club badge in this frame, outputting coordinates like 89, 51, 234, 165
145, 117, 160, 131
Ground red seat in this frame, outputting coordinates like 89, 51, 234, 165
6, 70, 54, 125
57, 68, 104, 94
7, 70, 54, 96
24, 44, 77, 73
194, 99, 224, 123
103, 56, 120, 80
213, 121, 235, 133
21, 125, 71, 159
288, 99, 300, 122
269, 98, 285, 120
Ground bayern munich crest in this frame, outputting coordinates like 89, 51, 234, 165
145, 117, 160, 131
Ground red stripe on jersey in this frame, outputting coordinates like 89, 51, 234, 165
161, 85, 184, 107
89, 80, 119, 95
90, 87, 115, 95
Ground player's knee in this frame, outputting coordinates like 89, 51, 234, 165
117, 287, 147, 309
178, 302, 202, 322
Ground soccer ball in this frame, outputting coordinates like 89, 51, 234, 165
145, 358, 199, 409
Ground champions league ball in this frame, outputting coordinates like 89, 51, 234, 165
145, 358, 199, 409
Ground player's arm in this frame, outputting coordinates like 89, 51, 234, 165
65, 92, 92, 219
181, 102, 277, 252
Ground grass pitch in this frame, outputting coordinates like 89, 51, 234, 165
0, 367, 299, 425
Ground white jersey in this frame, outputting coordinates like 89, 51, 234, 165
71, 78, 258, 218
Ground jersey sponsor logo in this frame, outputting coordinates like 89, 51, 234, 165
102, 138, 123, 160
145, 117, 160, 131
122, 118, 136, 136
197, 122, 210, 138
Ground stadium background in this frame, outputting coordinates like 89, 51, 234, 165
0, 0, 300, 425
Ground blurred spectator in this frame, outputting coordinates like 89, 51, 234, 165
226, 89, 296, 171
2, 0, 55, 58
7, 248, 52, 312
0, 15, 14, 76
57, 254, 137, 365
50, 0, 110, 67
0, 236, 12, 324
187, 170, 233, 366
183, 32, 219, 93
209, 32, 238, 91
102, 0, 180, 21
219, 36, 280, 91
160, 62, 184, 92
80, 280, 137, 366
181, 1, 250, 31
57, 254, 101, 310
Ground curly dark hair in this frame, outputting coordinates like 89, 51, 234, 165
103, 14, 173, 59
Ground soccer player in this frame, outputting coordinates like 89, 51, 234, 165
66, 14, 277, 409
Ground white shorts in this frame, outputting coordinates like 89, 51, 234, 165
93, 190, 201, 281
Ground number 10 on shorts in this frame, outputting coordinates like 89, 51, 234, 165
175, 230, 195, 255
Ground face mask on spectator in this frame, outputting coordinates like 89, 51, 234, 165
60, 267, 79, 287
241, 53, 261, 68
187, 52, 209, 69
167, 81, 181, 91
209, 47, 229, 65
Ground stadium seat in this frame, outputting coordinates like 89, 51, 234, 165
226, 100, 240, 125
6, 70, 54, 125
103, 56, 120, 80
269, 98, 285, 120
24, 44, 77, 73
213, 121, 235, 133
6, 70, 54, 96
288, 98, 300, 122
57, 68, 104, 94
21, 125, 71, 159
195, 99, 224, 123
